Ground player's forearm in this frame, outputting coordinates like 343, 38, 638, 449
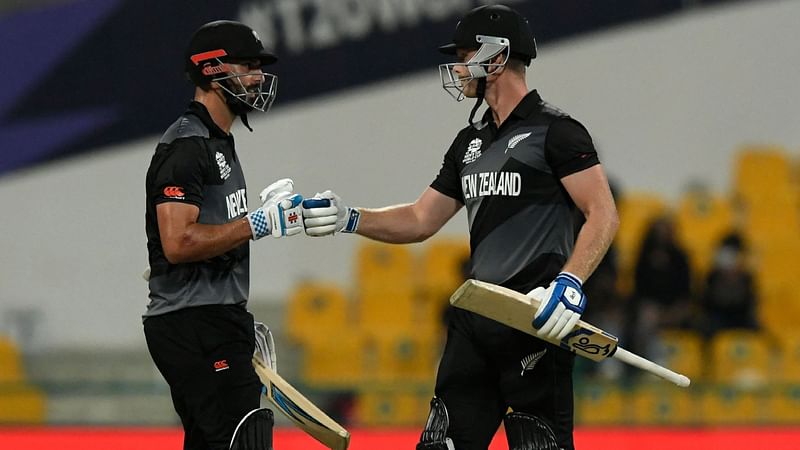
562, 206, 619, 281
164, 218, 253, 263
355, 204, 434, 244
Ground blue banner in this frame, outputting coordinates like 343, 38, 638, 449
2, 0, 727, 175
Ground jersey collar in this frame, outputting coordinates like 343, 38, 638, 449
481, 89, 543, 130
186, 101, 230, 139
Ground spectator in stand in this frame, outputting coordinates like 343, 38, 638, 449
699, 233, 758, 338
626, 215, 694, 362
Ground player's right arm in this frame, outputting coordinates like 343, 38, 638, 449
302, 187, 461, 244
151, 138, 302, 264
158, 180, 304, 264
157, 202, 252, 264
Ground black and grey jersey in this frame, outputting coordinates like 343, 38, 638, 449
431, 90, 599, 294
144, 102, 250, 318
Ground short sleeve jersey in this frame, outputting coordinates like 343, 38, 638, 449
431, 90, 599, 293
144, 102, 250, 318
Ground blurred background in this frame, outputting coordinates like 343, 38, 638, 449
1, 0, 800, 448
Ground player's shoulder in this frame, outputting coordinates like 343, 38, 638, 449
148, 115, 212, 173
538, 100, 573, 122
159, 113, 210, 145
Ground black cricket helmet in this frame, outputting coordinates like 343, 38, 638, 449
438, 5, 537, 101
185, 20, 278, 115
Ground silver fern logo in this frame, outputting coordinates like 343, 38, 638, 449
505, 132, 532, 153
520, 349, 547, 376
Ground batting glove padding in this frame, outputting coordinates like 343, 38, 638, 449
530, 272, 587, 341
254, 321, 277, 371
301, 190, 360, 236
247, 178, 304, 239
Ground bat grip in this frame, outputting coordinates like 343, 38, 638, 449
612, 347, 691, 387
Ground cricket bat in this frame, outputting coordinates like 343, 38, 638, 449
252, 356, 350, 450
450, 279, 691, 387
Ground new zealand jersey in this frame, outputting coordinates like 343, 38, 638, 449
431, 90, 599, 293
144, 102, 250, 318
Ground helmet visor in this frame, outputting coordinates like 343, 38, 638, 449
438, 35, 509, 101
214, 69, 278, 113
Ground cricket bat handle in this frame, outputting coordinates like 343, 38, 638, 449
613, 347, 691, 387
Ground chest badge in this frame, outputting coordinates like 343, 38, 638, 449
505, 132, 532, 154
463, 138, 483, 164
520, 349, 547, 376
216, 151, 232, 180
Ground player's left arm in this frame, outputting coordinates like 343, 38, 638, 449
530, 164, 619, 339
530, 118, 619, 340
560, 164, 619, 282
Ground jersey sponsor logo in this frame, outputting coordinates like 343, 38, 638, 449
163, 186, 185, 199
463, 138, 483, 164
216, 151, 232, 180
505, 131, 532, 153
461, 171, 522, 199
213, 359, 230, 372
520, 349, 547, 376
226, 188, 248, 219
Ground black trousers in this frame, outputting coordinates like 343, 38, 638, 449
435, 307, 576, 450
144, 305, 262, 450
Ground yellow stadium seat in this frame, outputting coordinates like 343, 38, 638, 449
356, 285, 418, 332
354, 389, 430, 427
764, 386, 800, 424
733, 146, 793, 203
753, 239, 800, 283
0, 337, 46, 424
658, 330, 705, 381
362, 329, 441, 384
756, 281, 800, 339
0, 385, 46, 424
285, 282, 350, 345
575, 384, 626, 425
355, 242, 415, 289
417, 238, 471, 325
418, 238, 470, 294
354, 242, 421, 331
299, 332, 366, 388
775, 333, 800, 383
674, 192, 734, 278
0, 336, 23, 384
743, 204, 800, 252
629, 385, 697, 425
709, 330, 772, 386
699, 385, 765, 425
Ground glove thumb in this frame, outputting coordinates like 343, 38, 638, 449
260, 178, 294, 203
529, 286, 550, 318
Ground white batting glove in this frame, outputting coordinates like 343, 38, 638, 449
254, 321, 277, 371
530, 272, 587, 341
301, 190, 360, 236
246, 178, 304, 239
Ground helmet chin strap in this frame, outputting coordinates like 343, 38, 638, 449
224, 93, 255, 132
217, 78, 255, 132
468, 77, 487, 129
239, 111, 253, 132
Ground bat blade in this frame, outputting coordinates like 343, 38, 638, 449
252, 357, 350, 450
450, 279, 690, 387
450, 279, 618, 361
